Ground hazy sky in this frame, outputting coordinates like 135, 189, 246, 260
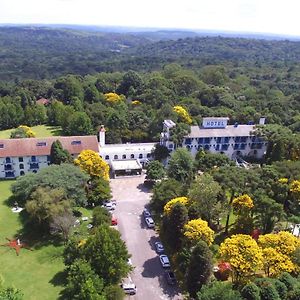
0, 0, 299, 36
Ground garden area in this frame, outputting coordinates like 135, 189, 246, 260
0, 125, 61, 139
0, 180, 65, 300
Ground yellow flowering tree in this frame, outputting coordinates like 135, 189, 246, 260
219, 234, 263, 283
232, 194, 254, 213
231, 194, 254, 234
258, 231, 300, 277
163, 197, 189, 215
262, 247, 295, 277
173, 105, 192, 124
183, 219, 214, 246
10, 125, 36, 138
104, 92, 124, 103
131, 100, 141, 105
258, 231, 300, 257
290, 180, 300, 201
74, 149, 109, 181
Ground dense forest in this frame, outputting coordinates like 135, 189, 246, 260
0, 26, 299, 163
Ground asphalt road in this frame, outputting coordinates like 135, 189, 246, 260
111, 175, 182, 300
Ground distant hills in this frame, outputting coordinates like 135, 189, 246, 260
0, 25, 300, 81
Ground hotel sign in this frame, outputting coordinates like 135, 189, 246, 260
202, 118, 228, 128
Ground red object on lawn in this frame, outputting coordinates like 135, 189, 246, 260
1, 238, 32, 256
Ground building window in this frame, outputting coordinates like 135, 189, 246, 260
0, 144, 4, 148
4, 165, 12, 171
47, 155, 51, 161
204, 138, 210, 144
215, 144, 220, 151
105, 155, 109, 160
122, 154, 126, 159
198, 138, 204, 144
114, 155, 118, 160
216, 137, 221, 143
204, 144, 210, 150
139, 154, 143, 159
19, 164, 24, 170
5, 171, 14, 178
33, 170, 37, 173
18, 157, 23, 162
36, 142, 47, 146
185, 138, 192, 145
31, 156, 36, 162
20, 171, 25, 176
146, 153, 151, 158
130, 154, 134, 159
5, 157, 11, 164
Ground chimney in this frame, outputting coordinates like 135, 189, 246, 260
259, 117, 266, 125
99, 125, 105, 147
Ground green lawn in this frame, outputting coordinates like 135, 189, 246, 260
0, 125, 62, 139
0, 181, 64, 300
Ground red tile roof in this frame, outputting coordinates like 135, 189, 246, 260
0, 136, 99, 158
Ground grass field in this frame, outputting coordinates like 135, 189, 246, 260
0, 181, 64, 300
0, 125, 62, 139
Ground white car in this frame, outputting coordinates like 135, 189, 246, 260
121, 283, 137, 295
159, 254, 170, 268
102, 202, 116, 211
145, 217, 155, 228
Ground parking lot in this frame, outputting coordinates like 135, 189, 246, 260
110, 175, 182, 300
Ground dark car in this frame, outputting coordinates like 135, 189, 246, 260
154, 241, 164, 254
165, 271, 176, 285
143, 208, 151, 218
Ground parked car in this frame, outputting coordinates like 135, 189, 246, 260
145, 217, 155, 228
165, 271, 176, 285
143, 208, 151, 218
111, 215, 118, 226
127, 258, 133, 266
159, 254, 170, 268
102, 201, 116, 211
121, 282, 136, 295
154, 241, 164, 254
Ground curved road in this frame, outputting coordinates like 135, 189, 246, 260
111, 175, 182, 300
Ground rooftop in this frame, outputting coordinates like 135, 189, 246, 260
111, 159, 142, 171
0, 136, 99, 157
187, 124, 256, 138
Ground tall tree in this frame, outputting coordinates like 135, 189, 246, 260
167, 148, 194, 184
146, 160, 166, 181
162, 202, 189, 250
50, 140, 72, 165
188, 174, 221, 227
186, 240, 213, 298
83, 225, 131, 285
64, 259, 105, 300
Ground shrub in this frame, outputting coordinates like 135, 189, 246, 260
279, 272, 297, 290
241, 282, 260, 300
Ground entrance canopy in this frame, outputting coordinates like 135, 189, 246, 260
110, 159, 142, 178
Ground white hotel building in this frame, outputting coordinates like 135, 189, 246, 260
161, 117, 267, 160
0, 117, 267, 179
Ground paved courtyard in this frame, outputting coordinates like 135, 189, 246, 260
110, 175, 182, 300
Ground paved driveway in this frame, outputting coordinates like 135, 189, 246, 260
111, 175, 182, 300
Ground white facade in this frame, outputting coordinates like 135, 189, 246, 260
99, 142, 156, 167
0, 155, 50, 178
161, 117, 267, 160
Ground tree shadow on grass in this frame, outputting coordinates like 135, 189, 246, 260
14, 210, 64, 249
50, 270, 67, 287
47, 126, 62, 136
